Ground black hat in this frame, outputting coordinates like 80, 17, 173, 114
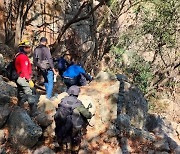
40, 37, 48, 42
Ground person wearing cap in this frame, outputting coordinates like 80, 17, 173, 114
33, 37, 58, 99
54, 85, 92, 148
15, 40, 37, 116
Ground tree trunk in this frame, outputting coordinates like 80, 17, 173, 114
0, 0, 5, 43
14, 15, 22, 47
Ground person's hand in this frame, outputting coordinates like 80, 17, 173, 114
53, 68, 58, 76
29, 80, 34, 88
54, 71, 58, 76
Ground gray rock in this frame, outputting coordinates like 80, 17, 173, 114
116, 74, 128, 81
167, 136, 178, 150
117, 79, 148, 130
37, 100, 55, 113
145, 114, 160, 132
155, 152, 169, 154
0, 104, 11, 128
95, 71, 116, 81
0, 54, 5, 73
8, 106, 42, 148
148, 150, 155, 154
0, 147, 6, 154
154, 139, 170, 152
174, 146, 180, 154
0, 76, 17, 97
0, 130, 6, 145
35, 112, 52, 127
117, 114, 131, 129
33, 146, 55, 154
120, 137, 131, 153
0, 94, 10, 106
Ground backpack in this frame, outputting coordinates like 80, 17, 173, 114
54, 96, 90, 144
34, 46, 50, 71
54, 104, 73, 123
5, 53, 22, 81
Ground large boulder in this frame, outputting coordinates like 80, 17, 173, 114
95, 71, 116, 82
0, 94, 11, 106
0, 76, 17, 97
8, 107, 42, 148
117, 74, 148, 130
0, 104, 11, 128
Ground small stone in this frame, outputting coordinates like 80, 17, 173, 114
148, 150, 155, 154
174, 146, 180, 154
0, 130, 6, 145
155, 152, 169, 154
167, 136, 178, 150
33, 146, 55, 154
154, 139, 170, 152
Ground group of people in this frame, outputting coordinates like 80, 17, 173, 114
13, 37, 93, 150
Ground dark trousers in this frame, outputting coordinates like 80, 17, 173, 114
63, 77, 78, 89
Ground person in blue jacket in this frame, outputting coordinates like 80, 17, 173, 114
62, 64, 92, 88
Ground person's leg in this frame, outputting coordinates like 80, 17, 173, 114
16, 77, 38, 115
63, 77, 77, 89
16, 77, 33, 104
46, 70, 54, 99
42, 71, 49, 98
78, 74, 87, 86
16, 83, 26, 107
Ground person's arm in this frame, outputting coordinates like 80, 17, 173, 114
44, 47, 58, 75
82, 73, 92, 81
76, 105, 92, 119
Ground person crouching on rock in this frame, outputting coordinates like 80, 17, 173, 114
62, 63, 93, 89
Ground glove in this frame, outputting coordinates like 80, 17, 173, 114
29, 80, 34, 88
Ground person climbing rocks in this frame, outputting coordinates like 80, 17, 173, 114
62, 63, 93, 88
15, 39, 38, 116
54, 85, 92, 150
33, 37, 58, 100
54, 56, 70, 77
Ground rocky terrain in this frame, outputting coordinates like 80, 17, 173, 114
0, 70, 179, 154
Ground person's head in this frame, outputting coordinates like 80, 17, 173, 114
18, 40, 31, 54
67, 85, 80, 97
40, 37, 48, 46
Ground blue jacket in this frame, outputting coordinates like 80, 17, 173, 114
63, 65, 85, 78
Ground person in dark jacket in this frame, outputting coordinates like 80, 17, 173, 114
54, 56, 69, 77
15, 40, 37, 116
54, 85, 92, 148
33, 37, 58, 99
62, 64, 92, 88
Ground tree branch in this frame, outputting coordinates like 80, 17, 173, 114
54, 0, 107, 45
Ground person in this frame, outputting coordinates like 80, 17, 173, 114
33, 37, 58, 99
15, 40, 37, 116
54, 85, 92, 149
54, 56, 69, 77
62, 64, 93, 88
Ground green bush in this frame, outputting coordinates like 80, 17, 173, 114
126, 54, 153, 94
111, 46, 153, 94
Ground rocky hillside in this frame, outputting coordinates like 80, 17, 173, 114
0, 71, 179, 153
